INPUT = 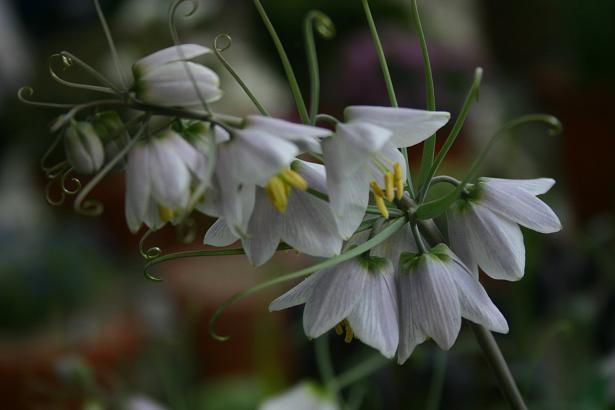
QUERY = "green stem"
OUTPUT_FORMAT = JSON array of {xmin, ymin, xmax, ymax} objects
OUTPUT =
[
  {"xmin": 332, "ymin": 355, "xmax": 389, "ymax": 392},
  {"xmin": 93, "ymin": 0, "xmax": 127, "ymax": 90},
  {"xmin": 315, "ymin": 334, "xmax": 337, "ymax": 392},
  {"xmin": 412, "ymin": 0, "xmax": 437, "ymax": 192},
  {"xmin": 471, "ymin": 324, "xmax": 528, "ymax": 410},
  {"xmin": 253, "ymin": 0, "xmax": 310, "ymax": 124},
  {"xmin": 425, "ymin": 350, "xmax": 447, "ymax": 410}
]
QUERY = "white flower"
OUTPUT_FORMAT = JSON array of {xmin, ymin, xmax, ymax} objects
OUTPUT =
[
  {"xmin": 323, "ymin": 106, "xmax": 450, "ymax": 238},
  {"xmin": 199, "ymin": 116, "xmax": 332, "ymax": 237},
  {"xmin": 125, "ymin": 129, "xmax": 206, "ymax": 232},
  {"xmin": 132, "ymin": 44, "xmax": 222, "ymax": 108},
  {"xmin": 397, "ymin": 243, "xmax": 509, "ymax": 364},
  {"xmin": 125, "ymin": 395, "xmax": 168, "ymax": 410},
  {"xmin": 204, "ymin": 160, "xmax": 344, "ymax": 266},
  {"xmin": 258, "ymin": 382, "xmax": 338, "ymax": 410},
  {"xmin": 447, "ymin": 177, "xmax": 562, "ymax": 281},
  {"xmin": 269, "ymin": 254, "xmax": 399, "ymax": 358},
  {"xmin": 64, "ymin": 121, "xmax": 105, "ymax": 175}
]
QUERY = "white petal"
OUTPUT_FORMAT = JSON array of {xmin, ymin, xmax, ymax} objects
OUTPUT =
[
  {"xmin": 347, "ymin": 260, "xmax": 399, "ymax": 358},
  {"xmin": 218, "ymin": 129, "xmax": 299, "ymax": 186},
  {"xmin": 323, "ymin": 122, "xmax": 391, "ymax": 180},
  {"xmin": 368, "ymin": 142, "xmax": 407, "ymax": 187},
  {"xmin": 203, "ymin": 218, "xmax": 238, "ymax": 246},
  {"xmin": 243, "ymin": 190, "xmax": 283, "ymax": 266},
  {"xmin": 344, "ymin": 106, "xmax": 450, "ymax": 148},
  {"xmin": 258, "ymin": 382, "xmax": 338, "ymax": 410},
  {"xmin": 448, "ymin": 257, "xmax": 509, "ymax": 333},
  {"xmin": 397, "ymin": 264, "xmax": 427, "ymax": 364},
  {"xmin": 245, "ymin": 116, "xmax": 331, "ymax": 154},
  {"xmin": 167, "ymin": 132, "xmax": 208, "ymax": 177},
  {"xmin": 403, "ymin": 255, "xmax": 461, "ymax": 350},
  {"xmin": 303, "ymin": 259, "xmax": 367, "ymax": 338},
  {"xmin": 125, "ymin": 144, "xmax": 151, "ymax": 233},
  {"xmin": 478, "ymin": 180, "xmax": 562, "ymax": 234},
  {"xmin": 326, "ymin": 167, "xmax": 371, "ymax": 239},
  {"xmin": 463, "ymin": 203, "xmax": 526, "ymax": 281},
  {"xmin": 133, "ymin": 44, "xmax": 212, "ymax": 76},
  {"xmin": 269, "ymin": 270, "xmax": 325, "ymax": 312},
  {"xmin": 149, "ymin": 134, "xmax": 191, "ymax": 209},
  {"xmin": 371, "ymin": 222, "xmax": 417, "ymax": 269},
  {"xmin": 480, "ymin": 177, "xmax": 555, "ymax": 196},
  {"xmin": 282, "ymin": 189, "xmax": 343, "ymax": 258},
  {"xmin": 215, "ymin": 171, "xmax": 256, "ymax": 238},
  {"xmin": 447, "ymin": 205, "xmax": 479, "ymax": 278},
  {"xmin": 293, "ymin": 160, "xmax": 328, "ymax": 194}
]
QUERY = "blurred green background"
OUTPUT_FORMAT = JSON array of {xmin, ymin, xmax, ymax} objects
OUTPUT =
[{"xmin": 0, "ymin": 0, "xmax": 613, "ymax": 409}]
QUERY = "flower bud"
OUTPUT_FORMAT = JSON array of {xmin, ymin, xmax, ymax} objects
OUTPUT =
[
  {"xmin": 92, "ymin": 111, "xmax": 130, "ymax": 170},
  {"xmin": 64, "ymin": 122, "xmax": 105, "ymax": 175}
]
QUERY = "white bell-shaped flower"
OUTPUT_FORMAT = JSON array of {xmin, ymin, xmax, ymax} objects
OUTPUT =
[
  {"xmin": 323, "ymin": 106, "xmax": 450, "ymax": 238},
  {"xmin": 447, "ymin": 177, "xmax": 562, "ymax": 281},
  {"xmin": 132, "ymin": 44, "xmax": 222, "ymax": 108},
  {"xmin": 259, "ymin": 382, "xmax": 338, "ymax": 410},
  {"xmin": 64, "ymin": 121, "xmax": 105, "ymax": 175}
]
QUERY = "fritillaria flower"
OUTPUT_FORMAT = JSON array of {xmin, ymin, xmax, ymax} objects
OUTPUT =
[
  {"xmin": 204, "ymin": 160, "xmax": 344, "ymax": 266},
  {"xmin": 132, "ymin": 44, "xmax": 222, "ymax": 108},
  {"xmin": 447, "ymin": 177, "xmax": 562, "ymax": 281},
  {"xmin": 323, "ymin": 106, "xmax": 450, "ymax": 238},
  {"xmin": 397, "ymin": 243, "xmax": 509, "ymax": 364},
  {"xmin": 259, "ymin": 382, "xmax": 338, "ymax": 410},
  {"xmin": 269, "ymin": 255, "xmax": 399, "ymax": 358},
  {"xmin": 64, "ymin": 121, "xmax": 105, "ymax": 175},
  {"xmin": 125, "ymin": 128, "xmax": 206, "ymax": 232}
]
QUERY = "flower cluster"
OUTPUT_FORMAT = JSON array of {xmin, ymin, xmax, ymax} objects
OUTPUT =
[{"xmin": 25, "ymin": 0, "xmax": 562, "ymax": 377}]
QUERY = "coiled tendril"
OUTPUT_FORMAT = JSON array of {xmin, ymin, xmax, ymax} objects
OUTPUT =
[
  {"xmin": 48, "ymin": 54, "xmax": 116, "ymax": 94},
  {"xmin": 60, "ymin": 167, "xmax": 82, "ymax": 195}
]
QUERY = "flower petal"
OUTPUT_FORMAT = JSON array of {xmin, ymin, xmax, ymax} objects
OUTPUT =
[
  {"xmin": 268, "ymin": 270, "xmax": 325, "ymax": 312},
  {"xmin": 347, "ymin": 260, "xmax": 399, "ymax": 358},
  {"xmin": 371, "ymin": 222, "xmax": 417, "ymax": 269},
  {"xmin": 133, "ymin": 44, "xmax": 212, "ymax": 76},
  {"xmin": 447, "ymin": 204, "xmax": 479, "ymax": 278},
  {"xmin": 244, "ymin": 116, "xmax": 331, "ymax": 154},
  {"xmin": 242, "ymin": 190, "xmax": 283, "ymax": 266},
  {"xmin": 203, "ymin": 218, "xmax": 238, "ymax": 247},
  {"xmin": 344, "ymin": 106, "xmax": 450, "ymax": 148},
  {"xmin": 448, "ymin": 256, "xmax": 509, "ymax": 333},
  {"xmin": 293, "ymin": 160, "xmax": 328, "ymax": 194},
  {"xmin": 463, "ymin": 203, "xmax": 526, "ymax": 281},
  {"xmin": 323, "ymin": 122, "xmax": 391, "ymax": 180},
  {"xmin": 478, "ymin": 179, "xmax": 562, "ymax": 234},
  {"xmin": 326, "ymin": 167, "xmax": 371, "ymax": 239},
  {"xmin": 125, "ymin": 144, "xmax": 151, "ymax": 232},
  {"xmin": 303, "ymin": 259, "xmax": 367, "ymax": 338},
  {"xmin": 480, "ymin": 177, "xmax": 555, "ymax": 196},
  {"xmin": 149, "ymin": 133, "xmax": 191, "ymax": 209}
]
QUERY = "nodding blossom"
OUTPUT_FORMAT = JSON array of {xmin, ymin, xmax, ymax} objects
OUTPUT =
[{"xmin": 64, "ymin": 121, "xmax": 105, "ymax": 175}]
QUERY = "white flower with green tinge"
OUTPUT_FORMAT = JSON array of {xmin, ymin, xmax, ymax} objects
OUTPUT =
[
  {"xmin": 132, "ymin": 44, "xmax": 222, "ymax": 108},
  {"xmin": 447, "ymin": 177, "xmax": 562, "ymax": 281},
  {"xmin": 64, "ymin": 121, "xmax": 105, "ymax": 175},
  {"xmin": 204, "ymin": 160, "xmax": 344, "ymax": 266},
  {"xmin": 323, "ymin": 106, "xmax": 450, "ymax": 238},
  {"xmin": 397, "ymin": 243, "xmax": 509, "ymax": 364},
  {"xmin": 269, "ymin": 254, "xmax": 399, "ymax": 358},
  {"xmin": 125, "ymin": 129, "xmax": 206, "ymax": 232},
  {"xmin": 199, "ymin": 116, "xmax": 332, "ymax": 237},
  {"xmin": 259, "ymin": 382, "xmax": 338, "ymax": 410}
]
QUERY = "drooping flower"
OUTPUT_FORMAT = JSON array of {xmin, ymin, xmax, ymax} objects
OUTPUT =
[
  {"xmin": 323, "ymin": 106, "xmax": 450, "ymax": 238},
  {"xmin": 125, "ymin": 128, "xmax": 206, "ymax": 232},
  {"xmin": 132, "ymin": 44, "xmax": 222, "ymax": 108},
  {"xmin": 258, "ymin": 382, "xmax": 338, "ymax": 410},
  {"xmin": 199, "ymin": 116, "xmax": 332, "ymax": 237},
  {"xmin": 204, "ymin": 160, "xmax": 344, "ymax": 266},
  {"xmin": 397, "ymin": 243, "xmax": 509, "ymax": 364},
  {"xmin": 447, "ymin": 177, "xmax": 562, "ymax": 281},
  {"xmin": 64, "ymin": 121, "xmax": 105, "ymax": 175},
  {"xmin": 269, "ymin": 254, "xmax": 399, "ymax": 358}
]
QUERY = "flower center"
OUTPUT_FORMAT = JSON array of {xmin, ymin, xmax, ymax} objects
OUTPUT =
[
  {"xmin": 369, "ymin": 162, "xmax": 403, "ymax": 219},
  {"xmin": 335, "ymin": 319, "xmax": 354, "ymax": 343},
  {"xmin": 158, "ymin": 206, "xmax": 175, "ymax": 222},
  {"xmin": 265, "ymin": 169, "xmax": 308, "ymax": 213}
]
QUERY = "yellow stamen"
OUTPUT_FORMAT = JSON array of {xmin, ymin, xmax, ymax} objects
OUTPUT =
[
  {"xmin": 344, "ymin": 323, "xmax": 354, "ymax": 343},
  {"xmin": 335, "ymin": 323, "xmax": 343, "ymax": 336},
  {"xmin": 384, "ymin": 171, "xmax": 394, "ymax": 202},
  {"xmin": 375, "ymin": 196, "xmax": 389, "ymax": 219},
  {"xmin": 265, "ymin": 176, "xmax": 288, "ymax": 213},
  {"xmin": 370, "ymin": 180, "xmax": 384, "ymax": 198},
  {"xmin": 393, "ymin": 162, "xmax": 402, "ymax": 181},
  {"xmin": 159, "ymin": 206, "xmax": 175, "ymax": 222},
  {"xmin": 396, "ymin": 178, "xmax": 404, "ymax": 200},
  {"xmin": 281, "ymin": 169, "xmax": 308, "ymax": 191}
]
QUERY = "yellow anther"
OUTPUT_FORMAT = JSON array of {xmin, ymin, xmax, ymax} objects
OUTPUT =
[
  {"xmin": 158, "ymin": 206, "xmax": 175, "ymax": 222},
  {"xmin": 344, "ymin": 323, "xmax": 354, "ymax": 343},
  {"xmin": 281, "ymin": 169, "xmax": 308, "ymax": 191},
  {"xmin": 370, "ymin": 180, "xmax": 384, "ymax": 198},
  {"xmin": 384, "ymin": 171, "xmax": 394, "ymax": 202},
  {"xmin": 375, "ymin": 196, "xmax": 389, "ymax": 219},
  {"xmin": 265, "ymin": 176, "xmax": 288, "ymax": 213},
  {"xmin": 393, "ymin": 162, "xmax": 402, "ymax": 181},
  {"xmin": 396, "ymin": 178, "xmax": 404, "ymax": 200},
  {"xmin": 335, "ymin": 323, "xmax": 343, "ymax": 336}
]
